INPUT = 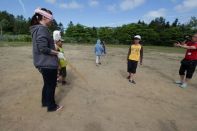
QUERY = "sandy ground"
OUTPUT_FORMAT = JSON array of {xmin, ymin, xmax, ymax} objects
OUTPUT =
[{"xmin": 0, "ymin": 44, "xmax": 197, "ymax": 131}]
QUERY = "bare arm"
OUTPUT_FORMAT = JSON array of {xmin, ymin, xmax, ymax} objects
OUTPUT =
[
  {"xmin": 179, "ymin": 44, "xmax": 197, "ymax": 49},
  {"xmin": 140, "ymin": 46, "xmax": 143, "ymax": 64},
  {"xmin": 127, "ymin": 47, "xmax": 131, "ymax": 61},
  {"xmin": 174, "ymin": 41, "xmax": 197, "ymax": 50}
]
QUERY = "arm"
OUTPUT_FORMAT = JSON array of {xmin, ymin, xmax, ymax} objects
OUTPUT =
[
  {"xmin": 179, "ymin": 44, "xmax": 197, "ymax": 49},
  {"xmin": 140, "ymin": 46, "xmax": 143, "ymax": 65},
  {"xmin": 175, "ymin": 41, "xmax": 197, "ymax": 50},
  {"xmin": 36, "ymin": 27, "xmax": 58, "ymax": 55},
  {"xmin": 127, "ymin": 47, "xmax": 131, "ymax": 61}
]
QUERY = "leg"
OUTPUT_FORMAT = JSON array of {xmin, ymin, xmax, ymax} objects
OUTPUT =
[
  {"xmin": 98, "ymin": 56, "xmax": 101, "ymax": 64},
  {"xmin": 41, "ymin": 68, "xmax": 58, "ymax": 111},
  {"xmin": 127, "ymin": 72, "xmax": 131, "ymax": 79},
  {"xmin": 180, "ymin": 75, "xmax": 185, "ymax": 83},
  {"xmin": 180, "ymin": 62, "xmax": 196, "ymax": 88},
  {"xmin": 61, "ymin": 67, "xmax": 67, "ymax": 85},
  {"xmin": 185, "ymin": 63, "xmax": 196, "ymax": 84},
  {"xmin": 96, "ymin": 56, "xmax": 99, "ymax": 65},
  {"xmin": 128, "ymin": 60, "xmax": 138, "ymax": 84},
  {"xmin": 130, "ymin": 73, "xmax": 135, "ymax": 81},
  {"xmin": 176, "ymin": 64, "xmax": 186, "ymax": 84}
]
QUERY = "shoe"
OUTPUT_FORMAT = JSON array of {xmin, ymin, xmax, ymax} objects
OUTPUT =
[
  {"xmin": 62, "ymin": 81, "xmax": 67, "ymax": 85},
  {"xmin": 127, "ymin": 76, "xmax": 130, "ymax": 79},
  {"xmin": 131, "ymin": 80, "xmax": 136, "ymax": 84},
  {"xmin": 129, "ymin": 80, "xmax": 136, "ymax": 84},
  {"xmin": 179, "ymin": 83, "xmax": 187, "ymax": 88},
  {"xmin": 175, "ymin": 80, "xmax": 182, "ymax": 85},
  {"xmin": 48, "ymin": 105, "xmax": 64, "ymax": 112}
]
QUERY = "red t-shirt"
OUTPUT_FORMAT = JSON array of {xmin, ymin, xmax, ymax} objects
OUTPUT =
[{"xmin": 184, "ymin": 42, "xmax": 197, "ymax": 60}]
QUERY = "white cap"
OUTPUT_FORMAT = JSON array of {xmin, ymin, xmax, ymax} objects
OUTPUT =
[
  {"xmin": 134, "ymin": 35, "xmax": 141, "ymax": 40},
  {"xmin": 53, "ymin": 30, "xmax": 64, "ymax": 41}
]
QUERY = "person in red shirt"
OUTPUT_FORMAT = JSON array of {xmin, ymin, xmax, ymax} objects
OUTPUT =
[{"xmin": 174, "ymin": 33, "xmax": 197, "ymax": 88}]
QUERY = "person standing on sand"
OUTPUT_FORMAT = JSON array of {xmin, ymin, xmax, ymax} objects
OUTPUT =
[
  {"xmin": 53, "ymin": 30, "xmax": 68, "ymax": 85},
  {"xmin": 174, "ymin": 33, "xmax": 197, "ymax": 88},
  {"xmin": 127, "ymin": 35, "xmax": 143, "ymax": 84},
  {"xmin": 30, "ymin": 7, "xmax": 64, "ymax": 112},
  {"xmin": 95, "ymin": 39, "xmax": 104, "ymax": 66}
]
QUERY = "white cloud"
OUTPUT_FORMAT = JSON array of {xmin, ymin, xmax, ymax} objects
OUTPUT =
[
  {"xmin": 144, "ymin": 8, "xmax": 167, "ymax": 18},
  {"xmin": 59, "ymin": 1, "xmax": 83, "ymax": 9},
  {"xmin": 175, "ymin": 0, "xmax": 197, "ymax": 12},
  {"xmin": 89, "ymin": 0, "xmax": 99, "ymax": 7},
  {"xmin": 120, "ymin": 0, "xmax": 145, "ymax": 11},
  {"xmin": 142, "ymin": 8, "xmax": 167, "ymax": 23},
  {"xmin": 45, "ymin": 0, "xmax": 56, "ymax": 4}
]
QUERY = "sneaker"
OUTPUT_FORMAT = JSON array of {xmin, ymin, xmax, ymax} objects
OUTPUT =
[
  {"xmin": 129, "ymin": 80, "xmax": 136, "ymax": 84},
  {"xmin": 179, "ymin": 83, "xmax": 187, "ymax": 88},
  {"xmin": 175, "ymin": 80, "xmax": 182, "ymax": 85},
  {"xmin": 48, "ymin": 105, "xmax": 64, "ymax": 112},
  {"xmin": 131, "ymin": 80, "xmax": 136, "ymax": 84},
  {"xmin": 62, "ymin": 81, "xmax": 67, "ymax": 85},
  {"xmin": 127, "ymin": 76, "xmax": 130, "ymax": 79}
]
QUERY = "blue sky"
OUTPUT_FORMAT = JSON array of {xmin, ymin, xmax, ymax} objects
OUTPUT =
[{"xmin": 0, "ymin": 0, "xmax": 196, "ymax": 27}]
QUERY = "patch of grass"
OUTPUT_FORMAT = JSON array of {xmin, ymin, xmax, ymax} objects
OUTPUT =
[
  {"xmin": 0, "ymin": 42, "xmax": 31, "ymax": 47},
  {"xmin": 0, "ymin": 42, "xmax": 185, "ymax": 54},
  {"xmin": 144, "ymin": 46, "xmax": 185, "ymax": 54},
  {"xmin": 106, "ymin": 44, "xmax": 185, "ymax": 54}
]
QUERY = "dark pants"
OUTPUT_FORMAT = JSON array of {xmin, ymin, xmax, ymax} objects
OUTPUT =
[
  {"xmin": 179, "ymin": 59, "xmax": 197, "ymax": 79},
  {"xmin": 39, "ymin": 68, "xmax": 57, "ymax": 111},
  {"xmin": 127, "ymin": 60, "xmax": 138, "ymax": 74}
]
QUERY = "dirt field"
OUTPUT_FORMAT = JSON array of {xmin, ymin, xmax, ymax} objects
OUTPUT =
[{"xmin": 0, "ymin": 44, "xmax": 197, "ymax": 131}]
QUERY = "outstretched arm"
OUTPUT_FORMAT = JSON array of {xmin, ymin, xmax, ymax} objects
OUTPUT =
[
  {"xmin": 179, "ymin": 44, "xmax": 197, "ymax": 49},
  {"xmin": 175, "ymin": 41, "xmax": 197, "ymax": 49}
]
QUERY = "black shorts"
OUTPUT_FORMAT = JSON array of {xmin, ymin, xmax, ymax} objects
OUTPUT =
[
  {"xmin": 59, "ymin": 67, "xmax": 67, "ymax": 77},
  {"xmin": 179, "ymin": 59, "xmax": 197, "ymax": 79},
  {"xmin": 127, "ymin": 60, "xmax": 138, "ymax": 73}
]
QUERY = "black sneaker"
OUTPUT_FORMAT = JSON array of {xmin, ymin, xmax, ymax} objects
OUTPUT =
[
  {"xmin": 129, "ymin": 80, "xmax": 136, "ymax": 84},
  {"xmin": 132, "ymin": 80, "xmax": 136, "ymax": 84},
  {"xmin": 48, "ymin": 105, "xmax": 64, "ymax": 112},
  {"xmin": 62, "ymin": 81, "xmax": 67, "ymax": 85}
]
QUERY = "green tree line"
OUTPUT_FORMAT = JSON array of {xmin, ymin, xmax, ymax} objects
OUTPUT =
[
  {"xmin": 0, "ymin": 10, "xmax": 197, "ymax": 46},
  {"xmin": 65, "ymin": 17, "xmax": 197, "ymax": 46}
]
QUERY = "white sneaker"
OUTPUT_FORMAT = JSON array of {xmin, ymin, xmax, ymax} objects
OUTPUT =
[
  {"xmin": 180, "ymin": 83, "xmax": 187, "ymax": 88},
  {"xmin": 175, "ymin": 80, "xmax": 182, "ymax": 84}
]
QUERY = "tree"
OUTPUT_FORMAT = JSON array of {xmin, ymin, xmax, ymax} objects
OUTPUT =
[
  {"xmin": 187, "ymin": 16, "xmax": 197, "ymax": 30},
  {"xmin": 149, "ymin": 17, "xmax": 166, "ymax": 31},
  {"xmin": 172, "ymin": 18, "xmax": 179, "ymax": 27},
  {"xmin": 0, "ymin": 19, "xmax": 9, "ymax": 35}
]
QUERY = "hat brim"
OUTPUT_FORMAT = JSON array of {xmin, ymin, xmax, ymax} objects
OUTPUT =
[
  {"xmin": 134, "ymin": 37, "xmax": 141, "ymax": 40},
  {"xmin": 59, "ymin": 38, "xmax": 64, "ymax": 42}
]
